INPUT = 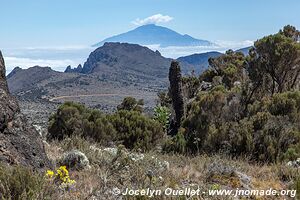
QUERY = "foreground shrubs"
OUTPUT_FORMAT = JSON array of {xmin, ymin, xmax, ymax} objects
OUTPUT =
[
  {"xmin": 182, "ymin": 89, "xmax": 300, "ymax": 162},
  {"xmin": 0, "ymin": 164, "xmax": 77, "ymax": 200},
  {"xmin": 0, "ymin": 164, "xmax": 54, "ymax": 200},
  {"xmin": 48, "ymin": 101, "xmax": 164, "ymax": 151}
]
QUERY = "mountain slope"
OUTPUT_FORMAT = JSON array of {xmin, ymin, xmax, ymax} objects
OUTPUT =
[
  {"xmin": 7, "ymin": 66, "xmax": 63, "ymax": 94},
  {"xmin": 177, "ymin": 51, "xmax": 222, "ymax": 73},
  {"xmin": 93, "ymin": 24, "xmax": 214, "ymax": 47}
]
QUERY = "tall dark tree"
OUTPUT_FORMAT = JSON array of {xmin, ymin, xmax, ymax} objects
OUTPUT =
[
  {"xmin": 246, "ymin": 26, "xmax": 300, "ymax": 96},
  {"xmin": 168, "ymin": 61, "xmax": 184, "ymax": 135}
]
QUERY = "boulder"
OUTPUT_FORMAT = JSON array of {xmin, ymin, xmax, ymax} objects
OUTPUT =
[
  {"xmin": 59, "ymin": 150, "xmax": 90, "ymax": 170},
  {"xmin": 206, "ymin": 162, "xmax": 252, "ymax": 190},
  {"xmin": 0, "ymin": 51, "xmax": 51, "ymax": 168}
]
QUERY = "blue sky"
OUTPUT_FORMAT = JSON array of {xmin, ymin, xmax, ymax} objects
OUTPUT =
[{"xmin": 1, "ymin": 0, "xmax": 300, "ymax": 72}]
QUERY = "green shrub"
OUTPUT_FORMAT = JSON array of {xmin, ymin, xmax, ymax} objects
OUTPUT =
[
  {"xmin": 207, "ymin": 50, "xmax": 246, "ymax": 89},
  {"xmin": 181, "ymin": 90, "xmax": 300, "ymax": 162},
  {"xmin": 108, "ymin": 110, "xmax": 164, "ymax": 151},
  {"xmin": 162, "ymin": 129, "xmax": 186, "ymax": 154},
  {"xmin": 0, "ymin": 164, "xmax": 55, "ymax": 200},
  {"xmin": 48, "ymin": 102, "xmax": 115, "ymax": 145},
  {"xmin": 117, "ymin": 96, "xmax": 144, "ymax": 112},
  {"xmin": 153, "ymin": 105, "xmax": 171, "ymax": 131},
  {"xmin": 48, "ymin": 101, "xmax": 164, "ymax": 151}
]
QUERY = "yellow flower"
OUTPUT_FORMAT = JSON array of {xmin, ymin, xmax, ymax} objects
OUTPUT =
[
  {"xmin": 56, "ymin": 166, "xmax": 69, "ymax": 180},
  {"xmin": 45, "ymin": 170, "xmax": 54, "ymax": 178},
  {"xmin": 45, "ymin": 166, "xmax": 76, "ymax": 189}
]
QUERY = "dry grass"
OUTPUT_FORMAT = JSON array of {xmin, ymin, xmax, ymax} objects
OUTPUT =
[{"xmin": 2, "ymin": 136, "xmax": 298, "ymax": 200}]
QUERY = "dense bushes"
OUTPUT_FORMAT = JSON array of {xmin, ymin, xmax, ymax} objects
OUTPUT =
[
  {"xmin": 48, "ymin": 102, "xmax": 112, "ymax": 142},
  {"xmin": 163, "ymin": 25, "xmax": 300, "ymax": 162},
  {"xmin": 188, "ymin": 77, "xmax": 300, "ymax": 163},
  {"xmin": 181, "ymin": 90, "xmax": 300, "ymax": 162},
  {"xmin": 108, "ymin": 110, "xmax": 164, "ymax": 151},
  {"xmin": 48, "ymin": 101, "xmax": 164, "ymax": 151},
  {"xmin": 0, "ymin": 164, "xmax": 54, "ymax": 200}
]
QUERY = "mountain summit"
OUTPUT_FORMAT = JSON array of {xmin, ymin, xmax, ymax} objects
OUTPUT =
[{"xmin": 93, "ymin": 24, "xmax": 215, "ymax": 47}]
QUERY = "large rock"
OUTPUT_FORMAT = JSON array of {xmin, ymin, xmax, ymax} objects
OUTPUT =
[
  {"xmin": 59, "ymin": 150, "xmax": 90, "ymax": 170},
  {"xmin": 0, "ymin": 51, "xmax": 51, "ymax": 168},
  {"xmin": 206, "ymin": 162, "xmax": 252, "ymax": 190}
]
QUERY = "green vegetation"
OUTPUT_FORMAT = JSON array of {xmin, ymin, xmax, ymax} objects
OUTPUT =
[
  {"xmin": 206, "ymin": 49, "xmax": 246, "ymax": 89},
  {"xmin": 164, "ymin": 25, "xmax": 300, "ymax": 162},
  {"xmin": 48, "ymin": 25, "xmax": 300, "ymax": 163},
  {"xmin": 48, "ymin": 100, "xmax": 164, "ymax": 152},
  {"xmin": 108, "ymin": 110, "xmax": 164, "ymax": 151},
  {"xmin": 153, "ymin": 105, "xmax": 171, "ymax": 131},
  {"xmin": 7, "ymin": 24, "xmax": 299, "ymax": 200},
  {"xmin": 0, "ymin": 164, "xmax": 55, "ymax": 200},
  {"xmin": 117, "ymin": 96, "xmax": 144, "ymax": 112}
]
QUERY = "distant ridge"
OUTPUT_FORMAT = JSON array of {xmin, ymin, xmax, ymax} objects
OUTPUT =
[
  {"xmin": 177, "ymin": 51, "xmax": 222, "ymax": 73},
  {"xmin": 93, "ymin": 24, "xmax": 215, "ymax": 48}
]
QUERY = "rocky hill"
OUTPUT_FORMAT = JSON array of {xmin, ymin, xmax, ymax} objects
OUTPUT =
[
  {"xmin": 66, "ymin": 42, "xmax": 199, "ymax": 79},
  {"xmin": 0, "ymin": 51, "xmax": 51, "ymax": 168},
  {"xmin": 8, "ymin": 66, "xmax": 62, "ymax": 94},
  {"xmin": 82, "ymin": 42, "xmax": 172, "ymax": 79}
]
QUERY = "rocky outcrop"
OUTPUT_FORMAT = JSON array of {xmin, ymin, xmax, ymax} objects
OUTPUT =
[
  {"xmin": 0, "ymin": 51, "xmax": 51, "ymax": 168},
  {"xmin": 64, "ymin": 64, "xmax": 83, "ymax": 73}
]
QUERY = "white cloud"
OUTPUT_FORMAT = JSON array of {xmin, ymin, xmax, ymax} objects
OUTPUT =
[
  {"xmin": 215, "ymin": 40, "xmax": 254, "ymax": 49},
  {"xmin": 132, "ymin": 14, "xmax": 173, "ymax": 26},
  {"xmin": 146, "ymin": 40, "xmax": 254, "ymax": 58}
]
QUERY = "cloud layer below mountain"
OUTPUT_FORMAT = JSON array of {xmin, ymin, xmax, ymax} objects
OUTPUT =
[
  {"xmin": 146, "ymin": 40, "xmax": 253, "ymax": 58},
  {"xmin": 3, "ymin": 40, "xmax": 253, "ymax": 74},
  {"xmin": 2, "ymin": 46, "xmax": 93, "ymax": 74}
]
